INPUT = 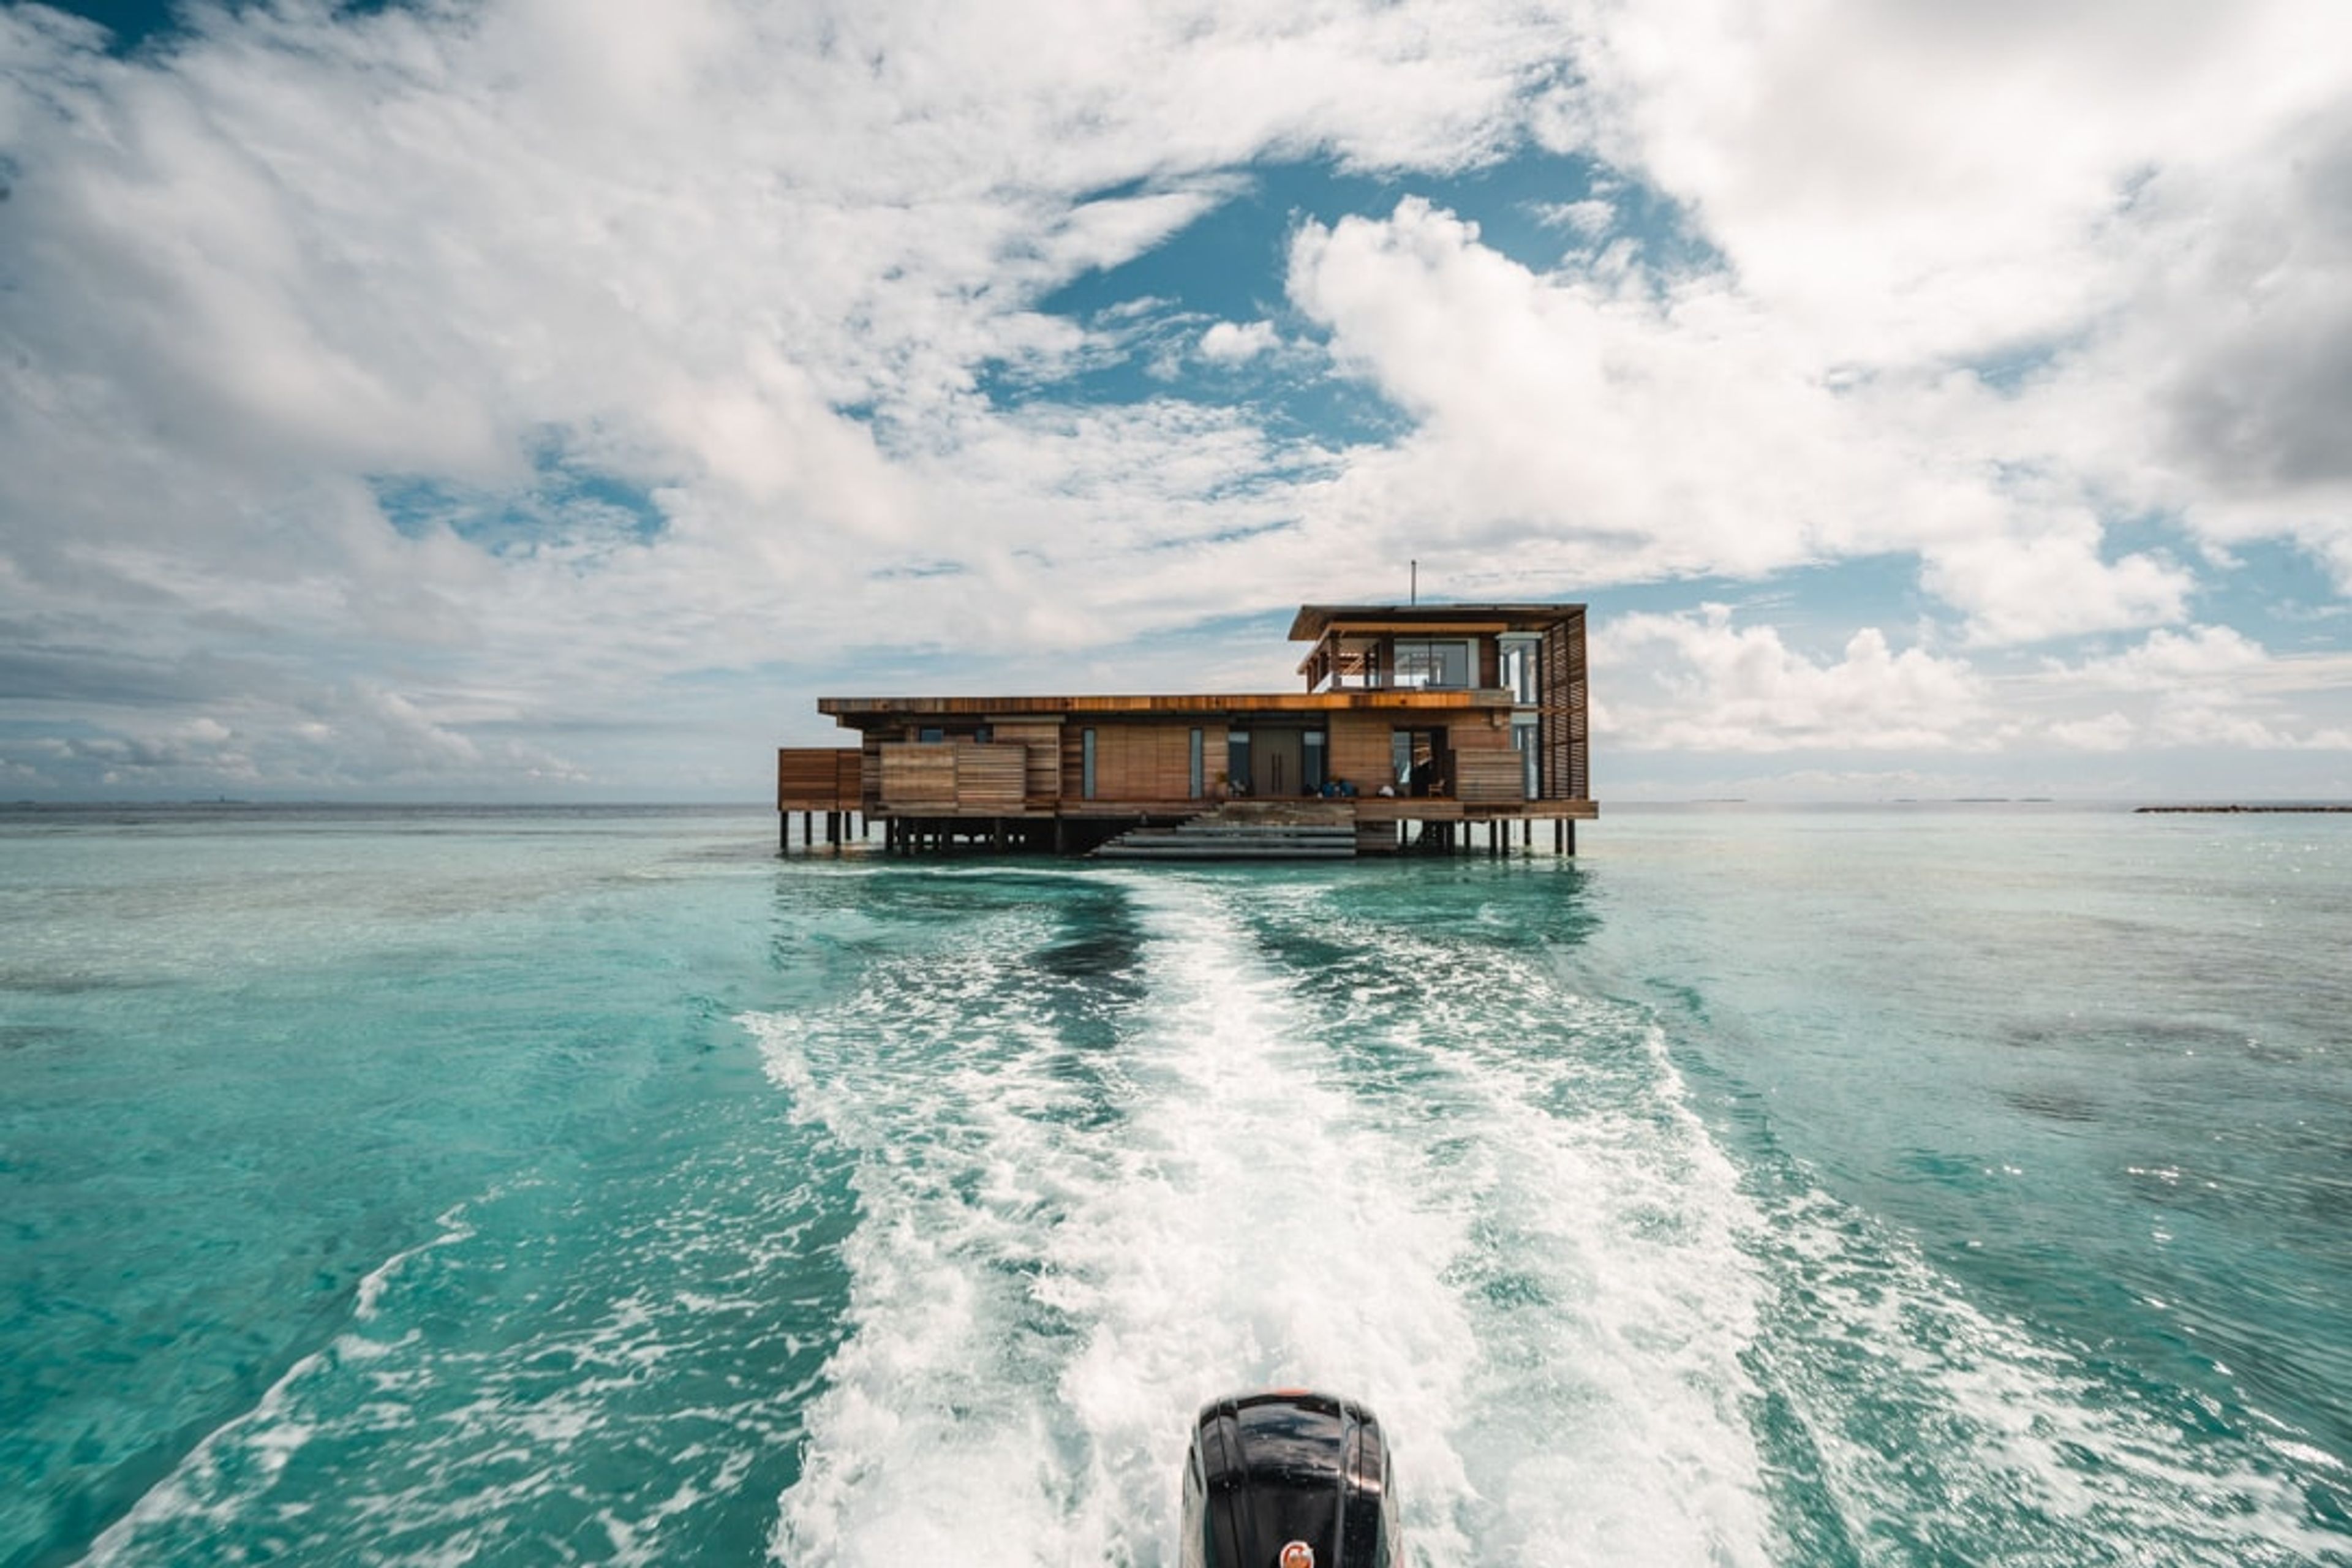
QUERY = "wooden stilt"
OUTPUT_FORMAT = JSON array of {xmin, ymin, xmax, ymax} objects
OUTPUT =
[{"xmin": 1565, "ymin": 819, "xmax": 1577, "ymax": 856}]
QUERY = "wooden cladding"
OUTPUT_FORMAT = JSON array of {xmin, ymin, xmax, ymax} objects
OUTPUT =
[
  {"xmin": 1329, "ymin": 713, "xmax": 1393, "ymax": 791},
  {"xmin": 878, "ymin": 742, "xmax": 1025, "ymax": 812},
  {"xmin": 957, "ymin": 745, "xmax": 1024, "ymax": 810},
  {"xmin": 878, "ymin": 743, "xmax": 954, "ymax": 808},
  {"xmin": 989, "ymin": 720, "xmax": 1065, "ymax": 804},
  {"xmin": 1454, "ymin": 750, "xmax": 1528, "ymax": 804},
  {"xmin": 1063, "ymin": 722, "xmax": 1210, "ymax": 802},
  {"xmin": 777, "ymin": 748, "xmax": 862, "ymax": 810}
]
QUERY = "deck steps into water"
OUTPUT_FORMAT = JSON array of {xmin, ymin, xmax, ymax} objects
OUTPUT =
[{"xmin": 1091, "ymin": 802, "xmax": 1358, "ymax": 860}]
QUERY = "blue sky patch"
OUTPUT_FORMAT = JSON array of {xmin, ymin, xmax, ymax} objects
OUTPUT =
[
  {"xmin": 979, "ymin": 150, "xmax": 1717, "ymax": 458},
  {"xmin": 22, "ymin": 0, "xmax": 419, "ymax": 55},
  {"xmin": 370, "ymin": 449, "xmax": 667, "ymax": 559}
]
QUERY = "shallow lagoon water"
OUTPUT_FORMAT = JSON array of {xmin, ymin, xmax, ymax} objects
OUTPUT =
[{"xmin": 2, "ymin": 803, "xmax": 2347, "ymax": 1565}]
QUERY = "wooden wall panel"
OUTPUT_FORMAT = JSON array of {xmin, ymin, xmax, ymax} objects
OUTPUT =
[
  {"xmin": 879, "ymin": 744, "xmax": 956, "ymax": 808},
  {"xmin": 878, "ymin": 741, "xmax": 1030, "ymax": 810},
  {"xmin": 1063, "ymin": 721, "xmax": 1205, "ymax": 801},
  {"xmin": 1329, "ymin": 713, "xmax": 1393, "ymax": 792},
  {"xmin": 992, "ymin": 720, "xmax": 1064, "ymax": 804},
  {"xmin": 1446, "ymin": 719, "xmax": 1510, "ymax": 750},
  {"xmin": 1456, "ymin": 750, "xmax": 1528, "ymax": 804},
  {"xmin": 778, "ymin": 748, "xmax": 861, "ymax": 809},
  {"xmin": 1020, "ymin": 744, "xmax": 1058, "ymax": 803},
  {"xmin": 954, "ymin": 744, "xmax": 1025, "ymax": 809}
]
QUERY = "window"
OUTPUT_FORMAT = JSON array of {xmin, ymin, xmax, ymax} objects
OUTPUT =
[
  {"xmin": 1081, "ymin": 728, "xmax": 1097, "ymax": 799},
  {"xmin": 1499, "ymin": 635, "xmax": 1541, "ymax": 704},
  {"xmin": 1303, "ymin": 729, "xmax": 1327, "ymax": 793},
  {"xmin": 1189, "ymin": 728, "xmax": 1204, "ymax": 799},
  {"xmin": 1391, "ymin": 728, "xmax": 1441, "ymax": 796},
  {"xmin": 1227, "ymin": 731, "xmax": 1252, "ymax": 796},
  {"xmin": 1390, "ymin": 638, "xmax": 1471, "ymax": 688},
  {"xmin": 1513, "ymin": 718, "xmax": 1541, "ymax": 799},
  {"xmin": 918, "ymin": 726, "xmax": 944, "ymax": 744}
]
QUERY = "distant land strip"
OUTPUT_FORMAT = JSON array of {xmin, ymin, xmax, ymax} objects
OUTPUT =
[{"xmin": 2136, "ymin": 804, "xmax": 2352, "ymax": 813}]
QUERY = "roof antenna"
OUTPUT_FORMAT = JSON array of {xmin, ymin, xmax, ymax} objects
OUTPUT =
[{"xmin": 1410, "ymin": 559, "xmax": 1417, "ymax": 606}]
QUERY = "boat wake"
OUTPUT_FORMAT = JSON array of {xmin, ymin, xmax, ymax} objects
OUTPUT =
[{"xmin": 752, "ymin": 866, "xmax": 2346, "ymax": 1566}]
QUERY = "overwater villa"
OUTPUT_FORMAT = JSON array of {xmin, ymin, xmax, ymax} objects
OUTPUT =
[{"xmin": 776, "ymin": 601, "xmax": 1594, "ymax": 858}]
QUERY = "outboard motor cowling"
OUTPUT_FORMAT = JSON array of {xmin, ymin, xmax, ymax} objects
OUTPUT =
[{"xmin": 1179, "ymin": 1390, "xmax": 1399, "ymax": 1568}]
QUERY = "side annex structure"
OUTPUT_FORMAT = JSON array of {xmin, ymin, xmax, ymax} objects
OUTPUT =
[{"xmin": 777, "ymin": 601, "xmax": 1595, "ymax": 859}]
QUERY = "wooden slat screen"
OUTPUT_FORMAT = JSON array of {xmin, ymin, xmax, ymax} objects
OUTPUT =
[
  {"xmin": 991, "ymin": 720, "xmax": 1065, "ymax": 804},
  {"xmin": 1455, "ymin": 750, "xmax": 1528, "ymax": 804},
  {"xmin": 1539, "ymin": 610, "xmax": 1589, "ymax": 801},
  {"xmin": 878, "ymin": 741, "xmax": 1030, "ymax": 811},
  {"xmin": 954, "ymin": 744, "xmax": 1026, "ymax": 810},
  {"xmin": 777, "ymin": 748, "xmax": 862, "ymax": 809},
  {"xmin": 878, "ymin": 744, "xmax": 957, "ymax": 809},
  {"xmin": 1093, "ymin": 725, "xmax": 1196, "ymax": 801}
]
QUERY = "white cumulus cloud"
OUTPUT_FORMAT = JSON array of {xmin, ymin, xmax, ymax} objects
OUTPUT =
[
  {"xmin": 1598, "ymin": 607, "xmax": 1995, "ymax": 753},
  {"xmin": 1199, "ymin": 319, "xmax": 1281, "ymax": 364}
]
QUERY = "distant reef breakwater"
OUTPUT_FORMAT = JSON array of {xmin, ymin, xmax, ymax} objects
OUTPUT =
[{"xmin": 2136, "ymin": 804, "xmax": 2352, "ymax": 813}]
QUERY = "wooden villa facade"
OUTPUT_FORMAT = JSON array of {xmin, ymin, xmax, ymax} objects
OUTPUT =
[{"xmin": 776, "ymin": 601, "xmax": 1594, "ymax": 858}]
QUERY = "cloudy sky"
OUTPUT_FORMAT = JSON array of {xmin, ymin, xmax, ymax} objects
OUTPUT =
[{"xmin": 4, "ymin": 0, "xmax": 2350, "ymax": 802}]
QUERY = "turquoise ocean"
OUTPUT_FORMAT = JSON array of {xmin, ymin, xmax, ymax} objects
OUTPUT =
[{"xmin": 3, "ymin": 803, "xmax": 2348, "ymax": 1566}]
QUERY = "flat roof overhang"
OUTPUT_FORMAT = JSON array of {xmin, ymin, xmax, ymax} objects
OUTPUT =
[
  {"xmin": 1287, "ymin": 603, "xmax": 1585, "ymax": 642},
  {"xmin": 816, "ymin": 689, "xmax": 1517, "ymax": 719}
]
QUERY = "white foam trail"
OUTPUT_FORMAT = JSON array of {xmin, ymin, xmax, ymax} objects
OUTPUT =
[
  {"xmin": 1747, "ymin": 1185, "xmax": 2349, "ymax": 1564},
  {"xmin": 77, "ymin": 1205, "xmax": 477, "ymax": 1565},
  {"xmin": 753, "ymin": 872, "xmax": 1778, "ymax": 1566},
  {"xmin": 1258, "ymin": 886, "xmax": 2351, "ymax": 1564},
  {"xmin": 1242, "ymin": 887, "xmax": 1778, "ymax": 1564}
]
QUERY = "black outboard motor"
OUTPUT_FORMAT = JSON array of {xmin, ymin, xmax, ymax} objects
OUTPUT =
[{"xmin": 1179, "ymin": 1389, "xmax": 1399, "ymax": 1568}]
